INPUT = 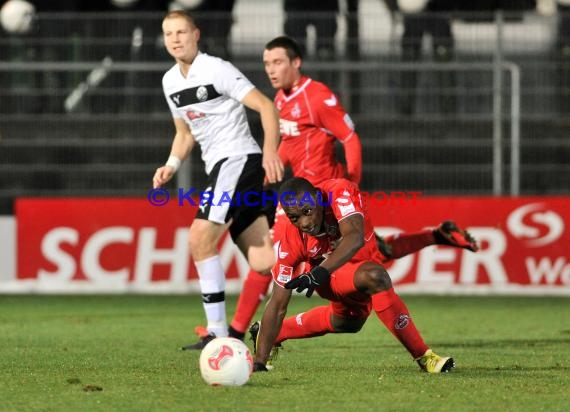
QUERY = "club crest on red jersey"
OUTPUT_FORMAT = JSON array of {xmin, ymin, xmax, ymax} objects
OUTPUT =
[{"xmin": 291, "ymin": 102, "xmax": 301, "ymax": 118}]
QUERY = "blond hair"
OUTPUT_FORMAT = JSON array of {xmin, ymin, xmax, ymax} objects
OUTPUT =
[{"xmin": 163, "ymin": 10, "xmax": 197, "ymax": 29}]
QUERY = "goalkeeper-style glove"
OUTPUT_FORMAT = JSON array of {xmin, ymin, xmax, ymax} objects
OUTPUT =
[{"xmin": 284, "ymin": 266, "xmax": 330, "ymax": 297}]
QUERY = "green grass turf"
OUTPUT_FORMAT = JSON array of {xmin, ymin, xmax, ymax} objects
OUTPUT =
[{"xmin": 0, "ymin": 295, "xmax": 568, "ymax": 412}]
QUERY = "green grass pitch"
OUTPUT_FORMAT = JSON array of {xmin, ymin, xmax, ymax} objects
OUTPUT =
[{"xmin": 0, "ymin": 295, "xmax": 568, "ymax": 412}]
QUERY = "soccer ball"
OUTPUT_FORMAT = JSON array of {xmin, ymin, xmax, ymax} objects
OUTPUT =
[
  {"xmin": 199, "ymin": 337, "xmax": 253, "ymax": 386},
  {"xmin": 0, "ymin": 0, "xmax": 35, "ymax": 34}
]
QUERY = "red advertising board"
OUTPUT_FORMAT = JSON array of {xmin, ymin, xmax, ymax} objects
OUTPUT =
[
  {"xmin": 14, "ymin": 196, "xmax": 570, "ymax": 294},
  {"xmin": 370, "ymin": 196, "xmax": 569, "ymax": 293}
]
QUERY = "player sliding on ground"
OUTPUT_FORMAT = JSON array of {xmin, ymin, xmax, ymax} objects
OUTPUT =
[
  {"xmin": 184, "ymin": 35, "xmax": 477, "ymax": 349},
  {"xmin": 251, "ymin": 177, "xmax": 455, "ymax": 373}
]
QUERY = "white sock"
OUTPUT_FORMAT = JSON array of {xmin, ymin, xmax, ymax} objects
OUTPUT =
[{"xmin": 195, "ymin": 255, "xmax": 227, "ymax": 337}]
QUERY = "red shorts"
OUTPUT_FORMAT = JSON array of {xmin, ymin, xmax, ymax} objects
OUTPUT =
[{"xmin": 315, "ymin": 234, "xmax": 383, "ymax": 320}]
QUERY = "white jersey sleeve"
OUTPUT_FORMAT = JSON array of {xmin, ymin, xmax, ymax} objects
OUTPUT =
[
  {"xmin": 213, "ymin": 59, "xmax": 255, "ymax": 103},
  {"xmin": 161, "ymin": 53, "xmax": 261, "ymax": 174}
]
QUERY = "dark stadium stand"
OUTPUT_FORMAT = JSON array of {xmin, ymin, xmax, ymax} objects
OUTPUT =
[{"xmin": 0, "ymin": 5, "xmax": 568, "ymax": 214}]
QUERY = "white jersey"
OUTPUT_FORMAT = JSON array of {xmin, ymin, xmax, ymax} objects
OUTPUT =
[{"xmin": 162, "ymin": 52, "xmax": 262, "ymax": 174}]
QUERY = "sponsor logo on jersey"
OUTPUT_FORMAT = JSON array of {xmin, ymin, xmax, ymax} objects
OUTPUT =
[
  {"xmin": 277, "ymin": 264, "xmax": 293, "ymax": 283},
  {"xmin": 336, "ymin": 191, "xmax": 356, "ymax": 216},
  {"xmin": 186, "ymin": 110, "xmax": 206, "ymax": 121},
  {"xmin": 338, "ymin": 203, "xmax": 356, "ymax": 216},
  {"xmin": 279, "ymin": 119, "xmax": 300, "ymax": 136}
]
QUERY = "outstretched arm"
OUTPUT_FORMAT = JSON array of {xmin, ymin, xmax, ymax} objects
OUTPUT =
[{"xmin": 254, "ymin": 284, "xmax": 292, "ymax": 367}]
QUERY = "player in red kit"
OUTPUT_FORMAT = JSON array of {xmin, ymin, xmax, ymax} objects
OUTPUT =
[
  {"xmin": 188, "ymin": 36, "xmax": 477, "ymax": 348},
  {"xmin": 273, "ymin": 64, "xmax": 362, "ymax": 185},
  {"xmin": 250, "ymin": 177, "xmax": 455, "ymax": 373}
]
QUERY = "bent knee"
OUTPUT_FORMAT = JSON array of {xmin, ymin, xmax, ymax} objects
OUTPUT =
[
  {"xmin": 188, "ymin": 222, "xmax": 222, "ymax": 259},
  {"xmin": 188, "ymin": 235, "xmax": 219, "ymax": 260},
  {"xmin": 248, "ymin": 249, "xmax": 275, "ymax": 274},
  {"xmin": 371, "ymin": 266, "xmax": 392, "ymax": 290},
  {"xmin": 332, "ymin": 317, "xmax": 365, "ymax": 333},
  {"xmin": 356, "ymin": 264, "xmax": 392, "ymax": 294}
]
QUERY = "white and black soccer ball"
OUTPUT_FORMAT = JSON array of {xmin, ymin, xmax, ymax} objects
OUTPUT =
[
  {"xmin": 0, "ymin": 0, "xmax": 35, "ymax": 34},
  {"xmin": 199, "ymin": 337, "xmax": 253, "ymax": 387}
]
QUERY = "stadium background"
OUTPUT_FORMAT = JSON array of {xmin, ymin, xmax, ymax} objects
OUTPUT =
[{"xmin": 0, "ymin": 0, "xmax": 568, "ymax": 294}]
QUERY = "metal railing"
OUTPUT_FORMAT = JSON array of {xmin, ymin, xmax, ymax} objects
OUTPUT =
[{"xmin": 0, "ymin": 59, "xmax": 522, "ymax": 197}]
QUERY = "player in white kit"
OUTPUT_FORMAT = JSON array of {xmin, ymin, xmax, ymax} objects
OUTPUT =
[{"xmin": 153, "ymin": 10, "xmax": 284, "ymax": 349}]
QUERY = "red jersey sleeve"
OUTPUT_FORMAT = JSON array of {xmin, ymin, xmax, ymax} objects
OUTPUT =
[
  {"xmin": 311, "ymin": 83, "xmax": 362, "ymax": 184},
  {"xmin": 310, "ymin": 83, "xmax": 355, "ymax": 142},
  {"xmin": 271, "ymin": 226, "xmax": 306, "ymax": 288},
  {"xmin": 342, "ymin": 135, "xmax": 362, "ymax": 185},
  {"xmin": 322, "ymin": 179, "xmax": 365, "ymax": 222}
]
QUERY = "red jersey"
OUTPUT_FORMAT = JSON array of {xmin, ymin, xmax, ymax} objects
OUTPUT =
[
  {"xmin": 275, "ymin": 76, "xmax": 362, "ymax": 185},
  {"xmin": 272, "ymin": 179, "xmax": 382, "ymax": 288}
]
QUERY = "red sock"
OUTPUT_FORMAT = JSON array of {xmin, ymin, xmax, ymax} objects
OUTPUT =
[
  {"xmin": 385, "ymin": 230, "xmax": 435, "ymax": 259},
  {"xmin": 372, "ymin": 288, "xmax": 428, "ymax": 359},
  {"xmin": 230, "ymin": 270, "xmax": 272, "ymax": 333},
  {"xmin": 276, "ymin": 305, "xmax": 334, "ymax": 344}
]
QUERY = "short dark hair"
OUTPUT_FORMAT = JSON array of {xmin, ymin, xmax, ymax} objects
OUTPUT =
[
  {"xmin": 265, "ymin": 36, "xmax": 303, "ymax": 60},
  {"xmin": 278, "ymin": 177, "xmax": 317, "ymax": 200}
]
